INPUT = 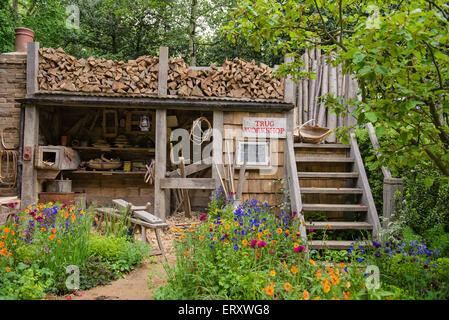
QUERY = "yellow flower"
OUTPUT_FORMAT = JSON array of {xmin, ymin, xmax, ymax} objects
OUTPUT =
[
  {"xmin": 242, "ymin": 239, "xmax": 248, "ymax": 246},
  {"xmin": 215, "ymin": 208, "xmax": 219, "ymax": 212},
  {"xmin": 284, "ymin": 282, "xmax": 293, "ymax": 292},
  {"xmin": 303, "ymin": 290, "xmax": 310, "ymax": 300},
  {"xmin": 263, "ymin": 230, "xmax": 269, "ymax": 235},
  {"xmin": 270, "ymin": 270, "xmax": 276, "ymax": 277},
  {"xmin": 234, "ymin": 221, "xmax": 240, "ymax": 227},
  {"xmin": 224, "ymin": 225, "xmax": 230, "ymax": 230},
  {"xmin": 277, "ymin": 228, "xmax": 283, "ymax": 234},
  {"xmin": 314, "ymin": 296, "xmax": 320, "ymax": 300},
  {"xmin": 309, "ymin": 259, "xmax": 316, "ymax": 266},
  {"xmin": 294, "ymin": 242, "xmax": 300, "ymax": 248},
  {"xmin": 265, "ymin": 285, "xmax": 274, "ymax": 296}
]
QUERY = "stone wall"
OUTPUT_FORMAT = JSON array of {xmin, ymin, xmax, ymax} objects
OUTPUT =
[{"xmin": 0, "ymin": 52, "xmax": 26, "ymax": 196}]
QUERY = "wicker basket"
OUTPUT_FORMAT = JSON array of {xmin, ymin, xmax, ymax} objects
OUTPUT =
[
  {"xmin": 88, "ymin": 160, "xmax": 122, "ymax": 170},
  {"xmin": 294, "ymin": 119, "xmax": 331, "ymax": 143}
]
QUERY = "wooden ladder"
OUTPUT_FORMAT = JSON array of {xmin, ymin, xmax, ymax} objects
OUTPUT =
[{"xmin": 293, "ymin": 134, "xmax": 380, "ymax": 250}]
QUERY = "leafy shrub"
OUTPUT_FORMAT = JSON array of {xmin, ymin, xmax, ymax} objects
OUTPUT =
[
  {"xmin": 79, "ymin": 257, "xmax": 117, "ymax": 290},
  {"xmin": 0, "ymin": 263, "xmax": 54, "ymax": 300},
  {"xmin": 87, "ymin": 234, "xmax": 150, "ymax": 276}
]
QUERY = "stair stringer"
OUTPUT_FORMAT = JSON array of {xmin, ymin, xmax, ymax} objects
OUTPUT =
[{"xmin": 349, "ymin": 132, "xmax": 381, "ymax": 237}]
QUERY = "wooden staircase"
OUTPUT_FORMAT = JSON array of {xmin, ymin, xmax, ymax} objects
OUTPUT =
[{"xmin": 293, "ymin": 137, "xmax": 380, "ymax": 250}]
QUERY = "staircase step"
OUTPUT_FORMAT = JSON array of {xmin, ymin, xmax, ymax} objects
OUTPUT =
[
  {"xmin": 302, "ymin": 204, "xmax": 369, "ymax": 212},
  {"xmin": 294, "ymin": 143, "xmax": 350, "ymax": 149},
  {"xmin": 296, "ymin": 157, "xmax": 354, "ymax": 163},
  {"xmin": 298, "ymin": 172, "xmax": 359, "ymax": 178},
  {"xmin": 308, "ymin": 240, "xmax": 369, "ymax": 250},
  {"xmin": 301, "ymin": 187, "xmax": 363, "ymax": 194},
  {"xmin": 306, "ymin": 221, "xmax": 373, "ymax": 230}
]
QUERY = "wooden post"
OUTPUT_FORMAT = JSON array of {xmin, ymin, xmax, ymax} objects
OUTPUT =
[
  {"xmin": 383, "ymin": 178, "xmax": 403, "ymax": 228},
  {"xmin": 212, "ymin": 110, "xmax": 223, "ymax": 189},
  {"xmin": 158, "ymin": 46, "xmax": 168, "ymax": 96},
  {"xmin": 284, "ymin": 55, "xmax": 296, "ymax": 105},
  {"xmin": 178, "ymin": 157, "xmax": 192, "ymax": 218},
  {"xmin": 154, "ymin": 108, "xmax": 167, "ymax": 220},
  {"xmin": 21, "ymin": 42, "xmax": 39, "ymax": 209},
  {"xmin": 327, "ymin": 54, "xmax": 338, "ymax": 142}
]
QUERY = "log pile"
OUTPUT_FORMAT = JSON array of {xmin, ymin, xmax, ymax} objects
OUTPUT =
[
  {"xmin": 167, "ymin": 57, "xmax": 284, "ymax": 99},
  {"xmin": 38, "ymin": 47, "xmax": 159, "ymax": 94},
  {"xmin": 38, "ymin": 47, "xmax": 284, "ymax": 100}
]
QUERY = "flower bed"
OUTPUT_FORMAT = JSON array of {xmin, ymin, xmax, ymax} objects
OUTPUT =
[
  {"xmin": 156, "ymin": 188, "xmax": 391, "ymax": 300},
  {"xmin": 0, "ymin": 201, "xmax": 150, "ymax": 299}
]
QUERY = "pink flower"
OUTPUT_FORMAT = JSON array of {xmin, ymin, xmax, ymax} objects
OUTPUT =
[
  {"xmin": 66, "ymin": 296, "xmax": 72, "ymax": 300},
  {"xmin": 270, "ymin": 249, "xmax": 275, "ymax": 254},
  {"xmin": 258, "ymin": 240, "xmax": 267, "ymax": 248},
  {"xmin": 200, "ymin": 214, "xmax": 207, "ymax": 221},
  {"xmin": 250, "ymin": 239, "xmax": 258, "ymax": 248},
  {"xmin": 294, "ymin": 245, "xmax": 307, "ymax": 253},
  {"xmin": 308, "ymin": 229, "xmax": 314, "ymax": 233}
]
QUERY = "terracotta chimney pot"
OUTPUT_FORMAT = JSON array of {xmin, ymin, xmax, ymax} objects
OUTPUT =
[{"xmin": 14, "ymin": 27, "xmax": 35, "ymax": 53}]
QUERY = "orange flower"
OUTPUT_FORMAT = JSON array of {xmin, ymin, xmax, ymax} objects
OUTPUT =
[
  {"xmin": 184, "ymin": 251, "xmax": 189, "ymax": 257},
  {"xmin": 303, "ymin": 290, "xmax": 310, "ymax": 300},
  {"xmin": 290, "ymin": 265, "xmax": 298, "ymax": 275},
  {"xmin": 57, "ymin": 240, "xmax": 61, "ymax": 243},
  {"xmin": 0, "ymin": 242, "xmax": 4, "ymax": 248},
  {"xmin": 265, "ymin": 285, "xmax": 274, "ymax": 296},
  {"xmin": 277, "ymin": 228, "xmax": 283, "ymax": 234},
  {"xmin": 256, "ymin": 252, "xmax": 260, "ymax": 259},
  {"xmin": 6, "ymin": 267, "xmax": 11, "ymax": 273},
  {"xmin": 315, "ymin": 270, "xmax": 322, "ymax": 279},
  {"xmin": 270, "ymin": 270, "xmax": 276, "ymax": 277},
  {"xmin": 331, "ymin": 276, "xmax": 340, "ymax": 285},
  {"xmin": 52, "ymin": 228, "xmax": 57, "ymax": 234},
  {"xmin": 2, "ymin": 236, "xmax": 7, "ymax": 240},
  {"xmin": 242, "ymin": 239, "xmax": 248, "ymax": 246},
  {"xmin": 49, "ymin": 234, "xmax": 56, "ymax": 241},
  {"xmin": 3, "ymin": 227, "xmax": 10, "ymax": 234},
  {"xmin": 199, "ymin": 235, "xmax": 204, "ymax": 240},
  {"xmin": 327, "ymin": 224, "xmax": 332, "ymax": 230},
  {"xmin": 309, "ymin": 259, "xmax": 316, "ymax": 266},
  {"xmin": 11, "ymin": 230, "xmax": 15, "ymax": 236},
  {"xmin": 294, "ymin": 242, "xmax": 300, "ymax": 248},
  {"xmin": 323, "ymin": 280, "xmax": 331, "ymax": 293},
  {"xmin": 41, "ymin": 228, "xmax": 47, "ymax": 232},
  {"xmin": 346, "ymin": 282, "xmax": 351, "ymax": 289},
  {"xmin": 314, "ymin": 296, "xmax": 320, "ymax": 300},
  {"xmin": 0, "ymin": 248, "xmax": 8, "ymax": 256},
  {"xmin": 284, "ymin": 282, "xmax": 293, "ymax": 292}
]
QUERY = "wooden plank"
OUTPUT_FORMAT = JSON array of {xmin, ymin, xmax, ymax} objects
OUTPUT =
[
  {"xmin": 300, "ymin": 187, "xmax": 363, "ymax": 194},
  {"xmin": 298, "ymin": 172, "xmax": 358, "ymax": 178},
  {"xmin": 166, "ymin": 161, "xmax": 211, "ymax": 178},
  {"xmin": 349, "ymin": 132, "xmax": 381, "ymax": 234},
  {"xmin": 302, "ymin": 204, "xmax": 368, "ymax": 211},
  {"xmin": 327, "ymin": 54, "xmax": 337, "ymax": 142},
  {"xmin": 160, "ymin": 178, "xmax": 216, "ymax": 190},
  {"xmin": 366, "ymin": 123, "xmax": 392, "ymax": 179},
  {"xmin": 158, "ymin": 46, "xmax": 168, "ymax": 96},
  {"xmin": 294, "ymin": 143, "xmax": 350, "ymax": 149},
  {"xmin": 213, "ymin": 110, "xmax": 223, "ymax": 189},
  {"xmin": 309, "ymin": 240, "xmax": 369, "ymax": 250},
  {"xmin": 154, "ymin": 109, "xmax": 167, "ymax": 220},
  {"xmin": 26, "ymin": 42, "xmax": 39, "ymax": 95},
  {"xmin": 133, "ymin": 210, "xmax": 163, "ymax": 224},
  {"xmin": 284, "ymin": 55, "xmax": 296, "ymax": 105},
  {"xmin": 296, "ymin": 157, "xmax": 354, "ymax": 163},
  {"xmin": 178, "ymin": 157, "xmax": 191, "ymax": 218},
  {"xmin": 306, "ymin": 221, "xmax": 373, "ymax": 230}
]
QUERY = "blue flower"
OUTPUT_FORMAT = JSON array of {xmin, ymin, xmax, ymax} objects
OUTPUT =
[{"xmin": 357, "ymin": 257, "xmax": 364, "ymax": 262}]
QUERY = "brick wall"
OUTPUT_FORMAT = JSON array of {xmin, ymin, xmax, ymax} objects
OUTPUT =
[{"xmin": 0, "ymin": 52, "xmax": 26, "ymax": 196}]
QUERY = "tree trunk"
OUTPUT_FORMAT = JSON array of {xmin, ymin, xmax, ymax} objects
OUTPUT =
[{"xmin": 188, "ymin": 0, "xmax": 198, "ymax": 66}]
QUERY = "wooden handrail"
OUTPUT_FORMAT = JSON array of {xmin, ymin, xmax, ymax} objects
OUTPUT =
[
  {"xmin": 349, "ymin": 132, "xmax": 381, "ymax": 235},
  {"xmin": 284, "ymin": 133, "xmax": 308, "ymax": 245}
]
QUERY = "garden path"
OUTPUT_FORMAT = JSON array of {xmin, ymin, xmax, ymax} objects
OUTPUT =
[{"xmin": 46, "ymin": 212, "xmax": 201, "ymax": 300}]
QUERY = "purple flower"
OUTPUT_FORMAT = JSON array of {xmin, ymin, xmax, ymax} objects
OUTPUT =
[
  {"xmin": 372, "ymin": 240, "xmax": 382, "ymax": 249},
  {"xmin": 374, "ymin": 252, "xmax": 381, "ymax": 258}
]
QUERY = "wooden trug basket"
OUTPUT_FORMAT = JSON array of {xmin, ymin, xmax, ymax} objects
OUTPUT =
[{"xmin": 294, "ymin": 119, "xmax": 331, "ymax": 143}]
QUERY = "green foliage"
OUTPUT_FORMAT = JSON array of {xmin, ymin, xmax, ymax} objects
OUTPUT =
[
  {"xmin": 226, "ymin": 0, "xmax": 449, "ymax": 177},
  {"xmin": 79, "ymin": 257, "xmax": 117, "ymax": 290},
  {"xmin": 87, "ymin": 233, "xmax": 150, "ymax": 276},
  {"xmin": 0, "ymin": 263, "xmax": 54, "ymax": 300}
]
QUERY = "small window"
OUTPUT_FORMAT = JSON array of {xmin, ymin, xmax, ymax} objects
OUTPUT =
[{"xmin": 236, "ymin": 141, "xmax": 269, "ymax": 166}]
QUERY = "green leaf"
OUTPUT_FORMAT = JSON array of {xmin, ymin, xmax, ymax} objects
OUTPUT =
[
  {"xmin": 423, "ymin": 177, "xmax": 434, "ymax": 188},
  {"xmin": 375, "ymin": 126, "xmax": 386, "ymax": 137},
  {"xmin": 353, "ymin": 51, "xmax": 366, "ymax": 64},
  {"xmin": 365, "ymin": 112, "xmax": 377, "ymax": 123}
]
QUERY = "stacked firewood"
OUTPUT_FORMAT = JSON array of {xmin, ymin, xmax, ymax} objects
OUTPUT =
[
  {"xmin": 38, "ymin": 47, "xmax": 159, "ymax": 94},
  {"xmin": 37, "ymin": 48, "xmax": 284, "ymax": 100},
  {"xmin": 167, "ymin": 57, "xmax": 284, "ymax": 99}
]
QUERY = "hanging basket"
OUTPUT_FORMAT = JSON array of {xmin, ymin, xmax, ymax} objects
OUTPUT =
[{"xmin": 294, "ymin": 119, "xmax": 331, "ymax": 143}]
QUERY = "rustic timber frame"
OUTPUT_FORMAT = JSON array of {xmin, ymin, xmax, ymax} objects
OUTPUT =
[{"xmin": 18, "ymin": 43, "xmax": 294, "ymax": 221}]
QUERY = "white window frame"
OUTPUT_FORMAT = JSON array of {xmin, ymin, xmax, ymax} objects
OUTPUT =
[{"xmin": 235, "ymin": 140, "xmax": 270, "ymax": 167}]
